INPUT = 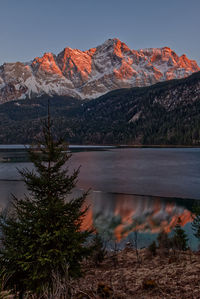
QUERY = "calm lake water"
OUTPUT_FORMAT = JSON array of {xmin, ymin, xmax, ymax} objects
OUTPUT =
[{"xmin": 0, "ymin": 147, "xmax": 200, "ymax": 249}]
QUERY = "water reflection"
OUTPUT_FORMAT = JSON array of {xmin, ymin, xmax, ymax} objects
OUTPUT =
[
  {"xmin": 0, "ymin": 182, "xmax": 198, "ymax": 249},
  {"xmin": 78, "ymin": 190, "xmax": 197, "ymax": 249}
]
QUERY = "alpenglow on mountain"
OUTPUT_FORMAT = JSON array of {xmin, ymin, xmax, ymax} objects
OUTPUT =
[{"xmin": 0, "ymin": 38, "xmax": 199, "ymax": 103}]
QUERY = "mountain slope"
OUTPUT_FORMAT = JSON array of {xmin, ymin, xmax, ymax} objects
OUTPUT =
[
  {"xmin": 0, "ymin": 39, "xmax": 199, "ymax": 103},
  {"xmin": 0, "ymin": 71, "xmax": 200, "ymax": 145}
]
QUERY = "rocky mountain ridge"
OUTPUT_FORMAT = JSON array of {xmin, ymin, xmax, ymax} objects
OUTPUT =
[{"xmin": 0, "ymin": 38, "xmax": 199, "ymax": 103}]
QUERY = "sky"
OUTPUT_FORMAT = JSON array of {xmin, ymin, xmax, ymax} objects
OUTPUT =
[{"xmin": 0, "ymin": 0, "xmax": 199, "ymax": 65}]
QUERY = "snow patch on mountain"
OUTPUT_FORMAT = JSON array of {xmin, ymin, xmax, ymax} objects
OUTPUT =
[{"xmin": 0, "ymin": 38, "xmax": 199, "ymax": 103}]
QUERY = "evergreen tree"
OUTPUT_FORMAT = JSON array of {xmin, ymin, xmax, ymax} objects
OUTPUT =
[
  {"xmin": 192, "ymin": 205, "xmax": 200, "ymax": 242},
  {"xmin": 91, "ymin": 233, "xmax": 106, "ymax": 266},
  {"xmin": 172, "ymin": 218, "xmax": 188, "ymax": 251},
  {"xmin": 157, "ymin": 231, "xmax": 171, "ymax": 251},
  {"xmin": 0, "ymin": 113, "xmax": 92, "ymax": 296}
]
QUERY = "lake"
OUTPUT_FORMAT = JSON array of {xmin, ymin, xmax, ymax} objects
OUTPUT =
[{"xmin": 0, "ymin": 146, "xmax": 199, "ymax": 249}]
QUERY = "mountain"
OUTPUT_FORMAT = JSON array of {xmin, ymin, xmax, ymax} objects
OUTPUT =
[
  {"xmin": 0, "ymin": 71, "xmax": 200, "ymax": 145},
  {"xmin": 0, "ymin": 38, "xmax": 199, "ymax": 103}
]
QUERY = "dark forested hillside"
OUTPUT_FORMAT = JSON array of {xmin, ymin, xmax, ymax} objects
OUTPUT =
[{"xmin": 0, "ymin": 72, "xmax": 200, "ymax": 145}]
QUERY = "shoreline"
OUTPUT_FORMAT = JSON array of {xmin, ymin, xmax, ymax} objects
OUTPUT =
[
  {"xmin": 0, "ymin": 144, "xmax": 200, "ymax": 149},
  {"xmin": 117, "ymin": 144, "xmax": 200, "ymax": 148},
  {"xmin": 88, "ymin": 189, "xmax": 200, "ymax": 202}
]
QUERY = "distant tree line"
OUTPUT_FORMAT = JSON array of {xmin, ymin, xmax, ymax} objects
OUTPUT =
[{"xmin": 0, "ymin": 71, "xmax": 200, "ymax": 145}]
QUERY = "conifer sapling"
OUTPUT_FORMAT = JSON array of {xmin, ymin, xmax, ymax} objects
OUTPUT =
[{"xmin": 0, "ymin": 111, "xmax": 92, "ymax": 295}]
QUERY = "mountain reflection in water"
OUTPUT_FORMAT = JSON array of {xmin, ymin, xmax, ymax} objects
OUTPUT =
[
  {"xmin": 0, "ymin": 183, "xmax": 198, "ymax": 249},
  {"xmin": 76, "ymin": 190, "xmax": 197, "ymax": 249}
]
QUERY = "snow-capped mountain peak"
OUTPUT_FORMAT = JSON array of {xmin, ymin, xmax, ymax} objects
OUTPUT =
[{"xmin": 0, "ymin": 38, "xmax": 199, "ymax": 103}]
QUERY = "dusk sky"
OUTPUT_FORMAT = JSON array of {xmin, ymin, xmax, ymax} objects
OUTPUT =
[{"xmin": 0, "ymin": 0, "xmax": 199, "ymax": 65}]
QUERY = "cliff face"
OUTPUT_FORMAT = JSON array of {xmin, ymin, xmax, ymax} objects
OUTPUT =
[{"xmin": 0, "ymin": 38, "xmax": 199, "ymax": 103}]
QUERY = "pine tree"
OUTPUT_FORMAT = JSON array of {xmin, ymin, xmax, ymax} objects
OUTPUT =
[
  {"xmin": 192, "ymin": 205, "xmax": 200, "ymax": 242},
  {"xmin": 172, "ymin": 218, "xmax": 188, "ymax": 251},
  {"xmin": 0, "ymin": 112, "xmax": 92, "ymax": 296}
]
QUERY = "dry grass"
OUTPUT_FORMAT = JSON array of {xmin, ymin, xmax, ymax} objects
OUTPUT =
[
  {"xmin": 2, "ymin": 249, "xmax": 200, "ymax": 298},
  {"xmin": 74, "ymin": 248, "xmax": 200, "ymax": 298}
]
